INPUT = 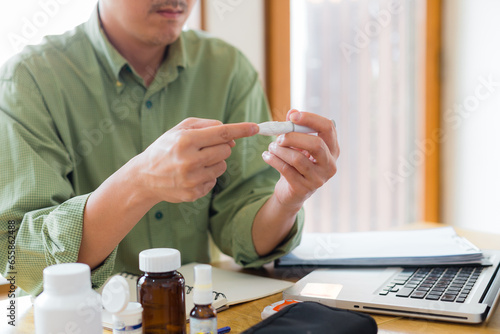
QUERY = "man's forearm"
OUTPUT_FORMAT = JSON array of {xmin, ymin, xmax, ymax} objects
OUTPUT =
[
  {"xmin": 251, "ymin": 194, "xmax": 302, "ymax": 256},
  {"xmin": 77, "ymin": 156, "xmax": 155, "ymax": 269}
]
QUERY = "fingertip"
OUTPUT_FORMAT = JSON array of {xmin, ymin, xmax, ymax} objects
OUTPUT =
[
  {"xmin": 290, "ymin": 111, "xmax": 301, "ymax": 123},
  {"xmin": 251, "ymin": 123, "xmax": 259, "ymax": 135},
  {"xmin": 285, "ymin": 109, "xmax": 298, "ymax": 121}
]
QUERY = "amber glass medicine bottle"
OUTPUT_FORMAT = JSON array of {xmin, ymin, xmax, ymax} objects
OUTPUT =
[
  {"xmin": 138, "ymin": 248, "xmax": 186, "ymax": 334},
  {"xmin": 189, "ymin": 264, "xmax": 217, "ymax": 334}
]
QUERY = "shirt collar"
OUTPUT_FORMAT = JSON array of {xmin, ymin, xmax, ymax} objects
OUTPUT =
[
  {"xmin": 149, "ymin": 31, "xmax": 188, "ymax": 91},
  {"xmin": 84, "ymin": 7, "xmax": 188, "ymax": 90},
  {"xmin": 84, "ymin": 7, "xmax": 127, "ymax": 86}
]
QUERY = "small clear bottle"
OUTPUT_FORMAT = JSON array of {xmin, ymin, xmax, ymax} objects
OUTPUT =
[
  {"xmin": 189, "ymin": 265, "xmax": 217, "ymax": 334},
  {"xmin": 34, "ymin": 263, "xmax": 102, "ymax": 334},
  {"xmin": 138, "ymin": 248, "xmax": 186, "ymax": 334}
]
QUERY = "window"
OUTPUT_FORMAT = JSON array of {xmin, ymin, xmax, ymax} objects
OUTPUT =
[{"xmin": 290, "ymin": 0, "xmax": 427, "ymax": 232}]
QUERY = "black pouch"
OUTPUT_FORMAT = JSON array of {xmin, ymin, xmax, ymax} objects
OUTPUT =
[{"xmin": 242, "ymin": 301, "xmax": 378, "ymax": 334}]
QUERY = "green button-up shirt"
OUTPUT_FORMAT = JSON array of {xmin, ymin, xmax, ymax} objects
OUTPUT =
[{"xmin": 0, "ymin": 9, "xmax": 303, "ymax": 296}]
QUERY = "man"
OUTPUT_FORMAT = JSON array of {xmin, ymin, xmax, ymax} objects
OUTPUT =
[{"xmin": 0, "ymin": 0, "xmax": 339, "ymax": 296}]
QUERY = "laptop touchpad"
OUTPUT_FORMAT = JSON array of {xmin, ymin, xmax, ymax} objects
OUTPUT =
[{"xmin": 300, "ymin": 283, "xmax": 343, "ymax": 299}]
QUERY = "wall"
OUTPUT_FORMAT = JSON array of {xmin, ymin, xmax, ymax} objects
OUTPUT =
[
  {"xmin": 442, "ymin": 0, "xmax": 500, "ymax": 233},
  {"xmin": 0, "ymin": 1, "xmax": 97, "ymax": 65}
]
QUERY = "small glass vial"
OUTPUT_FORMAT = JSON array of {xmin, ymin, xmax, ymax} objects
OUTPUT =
[
  {"xmin": 189, "ymin": 265, "xmax": 217, "ymax": 334},
  {"xmin": 138, "ymin": 248, "xmax": 186, "ymax": 334},
  {"xmin": 102, "ymin": 275, "xmax": 143, "ymax": 334},
  {"xmin": 34, "ymin": 263, "xmax": 102, "ymax": 334}
]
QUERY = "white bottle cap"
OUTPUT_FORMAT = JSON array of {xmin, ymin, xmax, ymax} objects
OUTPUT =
[
  {"xmin": 102, "ymin": 276, "xmax": 130, "ymax": 314},
  {"xmin": 139, "ymin": 248, "xmax": 181, "ymax": 273},
  {"xmin": 43, "ymin": 263, "xmax": 91, "ymax": 294},
  {"xmin": 193, "ymin": 264, "xmax": 213, "ymax": 305}
]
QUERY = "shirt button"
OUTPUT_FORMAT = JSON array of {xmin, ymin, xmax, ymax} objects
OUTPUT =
[
  {"xmin": 146, "ymin": 100, "xmax": 153, "ymax": 109},
  {"xmin": 155, "ymin": 211, "xmax": 163, "ymax": 220}
]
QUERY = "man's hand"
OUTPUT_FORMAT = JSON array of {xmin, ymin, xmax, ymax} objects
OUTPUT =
[
  {"xmin": 262, "ymin": 109, "xmax": 340, "ymax": 211},
  {"xmin": 79, "ymin": 117, "xmax": 257, "ymax": 269},
  {"xmin": 135, "ymin": 117, "xmax": 258, "ymax": 204}
]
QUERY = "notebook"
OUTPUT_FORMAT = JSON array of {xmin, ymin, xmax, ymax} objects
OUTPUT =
[
  {"xmin": 283, "ymin": 249, "xmax": 500, "ymax": 323},
  {"xmin": 101, "ymin": 263, "xmax": 293, "ymax": 328},
  {"xmin": 276, "ymin": 227, "xmax": 484, "ymax": 267}
]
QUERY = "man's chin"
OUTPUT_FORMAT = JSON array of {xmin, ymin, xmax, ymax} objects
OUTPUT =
[{"xmin": 148, "ymin": 31, "xmax": 182, "ymax": 47}]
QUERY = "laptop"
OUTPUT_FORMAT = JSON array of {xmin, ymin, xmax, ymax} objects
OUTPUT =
[{"xmin": 283, "ymin": 250, "xmax": 500, "ymax": 323}]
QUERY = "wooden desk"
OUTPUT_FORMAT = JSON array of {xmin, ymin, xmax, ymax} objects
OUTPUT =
[{"xmin": 2, "ymin": 224, "xmax": 500, "ymax": 333}]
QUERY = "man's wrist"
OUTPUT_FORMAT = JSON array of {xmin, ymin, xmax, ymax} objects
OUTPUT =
[
  {"xmin": 270, "ymin": 193, "xmax": 304, "ymax": 217},
  {"xmin": 117, "ymin": 154, "xmax": 159, "ymax": 210}
]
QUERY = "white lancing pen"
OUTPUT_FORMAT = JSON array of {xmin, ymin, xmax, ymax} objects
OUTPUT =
[
  {"xmin": 257, "ymin": 121, "xmax": 314, "ymax": 136},
  {"xmin": 257, "ymin": 120, "xmax": 336, "ymax": 136}
]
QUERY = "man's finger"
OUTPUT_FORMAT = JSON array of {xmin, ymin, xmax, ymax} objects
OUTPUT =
[
  {"xmin": 194, "ymin": 122, "xmax": 259, "ymax": 148},
  {"xmin": 289, "ymin": 111, "xmax": 338, "ymax": 156},
  {"xmin": 176, "ymin": 117, "xmax": 223, "ymax": 130},
  {"xmin": 199, "ymin": 143, "xmax": 232, "ymax": 167}
]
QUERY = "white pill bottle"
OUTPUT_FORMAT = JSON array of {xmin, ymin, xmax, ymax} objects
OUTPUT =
[{"xmin": 34, "ymin": 263, "xmax": 102, "ymax": 334}]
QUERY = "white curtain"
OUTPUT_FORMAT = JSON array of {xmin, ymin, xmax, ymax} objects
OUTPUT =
[{"xmin": 291, "ymin": 0, "xmax": 427, "ymax": 232}]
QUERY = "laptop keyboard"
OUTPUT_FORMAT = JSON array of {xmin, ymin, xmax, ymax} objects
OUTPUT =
[{"xmin": 379, "ymin": 266, "xmax": 483, "ymax": 303}]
